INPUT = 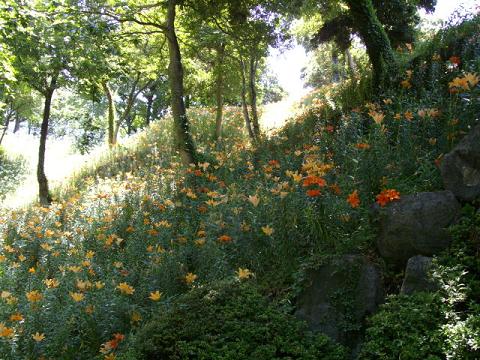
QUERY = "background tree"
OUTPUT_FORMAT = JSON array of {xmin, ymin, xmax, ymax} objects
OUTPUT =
[
  {"xmin": 67, "ymin": 7, "xmax": 165, "ymax": 147},
  {"xmin": 83, "ymin": 0, "xmax": 200, "ymax": 163},
  {"xmin": 100, "ymin": 50, "xmax": 159, "ymax": 146},
  {"xmin": 3, "ymin": 0, "xmax": 84, "ymax": 205},
  {"xmin": 260, "ymin": 70, "xmax": 286, "ymax": 104},
  {"xmin": 207, "ymin": 0, "xmax": 301, "ymax": 140},
  {"xmin": 0, "ymin": 84, "xmax": 42, "ymax": 145},
  {"xmin": 0, "ymin": 0, "xmax": 18, "ymax": 145},
  {"xmin": 181, "ymin": 14, "xmax": 245, "ymax": 142},
  {"xmin": 306, "ymin": 0, "xmax": 436, "ymax": 88}
]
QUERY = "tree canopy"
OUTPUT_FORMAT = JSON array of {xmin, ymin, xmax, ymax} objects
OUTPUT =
[{"xmin": 0, "ymin": 0, "xmax": 440, "ymax": 203}]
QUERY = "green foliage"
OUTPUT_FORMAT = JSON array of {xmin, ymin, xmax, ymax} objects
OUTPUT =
[
  {"xmin": 401, "ymin": 14, "xmax": 480, "ymax": 95},
  {"xmin": 436, "ymin": 205, "xmax": 480, "ymax": 359},
  {"xmin": 0, "ymin": 8, "xmax": 478, "ymax": 360},
  {"xmin": 360, "ymin": 293, "xmax": 446, "ymax": 359},
  {"xmin": 4, "ymin": 0, "xmax": 81, "ymax": 94},
  {"xmin": 260, "ymin": 71, "xmax": 286, "ymax": 104},
  {"xmin": 0, "ymin": 146, "xmax": 26, "ymax": 200},
  {"xmin": 307, "ymin": 0, "xmax": 436, "ymax": 49},
  {"xmin": 129, "ymin": 281, "xmax": 346, "ymax": 360},
  {"xmin": 74, "ymin": 115, "xmax": 106, "ymax": 155},
  {"xmin": 360, "ymin": 205, "xmax": 480, "ymax": 360}
]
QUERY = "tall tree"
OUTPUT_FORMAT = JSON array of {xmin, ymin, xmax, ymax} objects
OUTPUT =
[
  {"xmin": 165, "ymin": 0, "xmax": 197, "ymax": 164},
  {"xmin": 208, "ymin": 0, "xmax": 301, "ymax": 140},
  {"xmin": 68, "ymin": 6, "xmax": 162, "ymax": 147},
  {"xmin": 3, "ymin": 0, "xmax": 81, "ymax": 205},
  {"xmin": 239, "ymin": 57, "xmax": 255, "ymax": 140},
  {"xmin": 307, "ymin": 0, "xmax": 436, "ymax": 88},
  {"xmin": 344, "ymin": 0, "xmax": 397, "ymax": 88},
  {"xmin": 83, "ymin": 0, "xmax": 198, "ymax": 163},
  {"xmin": 180, "ymin": 14, "xmax": 238, "ymax": 142}
]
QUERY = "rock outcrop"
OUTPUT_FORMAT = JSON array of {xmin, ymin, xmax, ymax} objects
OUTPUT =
[
  {"xmin": 295, "ymin": 255, "xmax": 383, "ymax": 352},
  {"xmin": 440, "ymin": 123, "xmax": 480, "ymax": 202},
  {"xmin": 400, "ymin": 256, "xmax": 437, "ymax": 295},
  {"xmin": 375, "ymin": 191, "xmax": 460, "ymax": 264}
]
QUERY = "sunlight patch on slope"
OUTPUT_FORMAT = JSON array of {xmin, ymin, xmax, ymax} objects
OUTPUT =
[
  {"xmin": 261, "ymin": 90, "xmax": 309, "ymax": 135},
  {"xmin": 2, "ymin": 132, "xmax": 105, "ymax": 209}
]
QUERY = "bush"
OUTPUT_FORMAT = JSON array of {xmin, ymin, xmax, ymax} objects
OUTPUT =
[
  {"xmin": 359, "ymin": 293, "xmax": 446, "ymax": 360},
  {"xmin": 129, "ymin": 282, "xmax": 346, "ymax": 360},
  {"xmin": 436, "ymin": 205, "xmax": 480, "ymax": 359},
  {"xmin": 0, "ymin": 146, "xmax": 26, "ymax": 200},
  {"xmin": 360, "ymin": 206, "xmax": 480, "ymax": 360}
]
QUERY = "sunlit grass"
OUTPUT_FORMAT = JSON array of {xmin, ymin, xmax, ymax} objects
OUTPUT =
[
  {"xmin": 1, "ymin": 132, "xmax": 116, "ymax": 209},
  {"xmin": 261, "ymin": 92, "xmax": 311, "ymax": 135},
  {"xmin": 2, "ymin": 103, "xmax": 295, "ymax": 210}
]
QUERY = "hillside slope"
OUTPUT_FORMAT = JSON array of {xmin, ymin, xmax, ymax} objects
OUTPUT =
[{"xmin": 0, "ymin": 16, "xmax": 479, "ymax": 360}]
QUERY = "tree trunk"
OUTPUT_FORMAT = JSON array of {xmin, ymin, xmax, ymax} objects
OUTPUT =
[
  {"xmin": 248, "ymin": 55, "xmax": 260, "ymax": 138},
  {"xmin": 13, "ymin": 113, "xmax": 22, "ymax": 133},
  {"xmin": 126, "ymin": 115, "xmax": 132, "ymax": 135},
  {"xmin": 214, "ymin": 44, "xmax": 226, "ymax": 141},
  {"xmin": 145, "ymin": 82, "xmax": 158, "ymax": 126},
  {"xmin": 331, "ymin": 50, "xmax": 340, "ymax": 83},
  {"xmin": 0, "ymin": 107, "xmax": 13, "ymax": 145},
  {"xmin": 145, "ymin": 90, "xmax": 154, "ymax": 126},
  {"xmin": 37, "ymin": 80, "xmax": 56, "ymax": 206},
  {"xmin": 114, "ymin": 78, "xmax": 141, "ymax": 143},
  {"xmin": 345, "ymin": 48, "xmax": 356, "ymax": 77},
  {"xmin": 166, "ymin": 0, "xmax": 196, "ymax": 165},
  {"xmin": 102, "ymin": 81, "xmax": 116, "ymax": 147},
  {"xmin": 113, "ymin": 118, "xmax": 121, "ymax": 143},
  {"xmin": 345, "ymin": 0, "xmax": 397, "ymax": 88},
  {"xmin": 240, "ymin": 58, "xmax": 255, "ymax": 141}
]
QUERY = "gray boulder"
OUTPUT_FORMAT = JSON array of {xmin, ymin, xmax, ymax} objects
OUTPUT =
[
  {"xmin": 440, "ymin": 123, "xmax": 480, "ymax": 202},
  {"xmin": 401, "ymin": 256, "xmax": 437, "ymax": 295},
  {"xmin": 295, "ymin": 255, "xmax": 383, "ymax": 351},
  {"xmin": 375, "ymin": 191, "xmax": 460, "ymax": 264}
]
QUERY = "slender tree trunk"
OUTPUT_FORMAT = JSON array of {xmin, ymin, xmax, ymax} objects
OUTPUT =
[
  {"xmin": 145, "ymin": 82, "xmax": 157, "ymax": 126},
  {"xmin": 345, "ymin": 0, "xmax": 397, "ymax": 88},
  {"xmin": 0, "ymin": 107, "xmax": 13, "ymax": 145},
  {"xmin": 113, "ymin": 118, "xmax": 121, "ymax": 143},
  {"xmin": 114, "ymin": 78, "xmax": 141, "ymax": 143},
  {"xmin": 345, "ymin": 48, "xmax": 356, "ymax": 77},
  {"xmin": 146, "ymin": 92, "xmax": 154, "ymax": 125},
  {"xmin": 37, "ymin": 79, "xmax": 56, "ymax": 206},
  {"xmin": 13, "ymin": 113, "xmax": 22, "ymax": 133},
  {"xmin": 248, "ymin": 55, "xmax": 260, "ymax": 137},
  {"xmin": 240, "ymin": 58, "xmax": 255, "ymax": 141},
  {"xmin": 102, "ymin": 81, "xmax": 116, "ymax": 147},
  {"xmin": 166, "ymin": 0, "xmax": 196, "ymax": 165},
  {"xmin": 214, "ymin": 44, "xmax": 226, "ymax": 141},
  {"xmin": 331, "ymin": 50, "xmax": 340, "ymax": 83}
]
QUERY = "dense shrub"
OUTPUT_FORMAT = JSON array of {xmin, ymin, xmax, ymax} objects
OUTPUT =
[
  {"xmin": 360, "ymin": 293, "xmax": 446, "ymax": 359},
  {"xmin": 128, "ymin": 282, "xmax": 346, "ymax": 360},
  {"xmin": 360, "ymin": 206, "xmax": 480, "ymax": 360},
  {"xmin": 436, "ymin": 205, "xmax": 480, "ymax": 359}
]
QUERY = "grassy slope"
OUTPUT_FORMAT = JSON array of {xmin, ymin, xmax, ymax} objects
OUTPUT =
[{"xmin": 0, "ymin": 16, "xmax": 479, "ymax": 359}]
